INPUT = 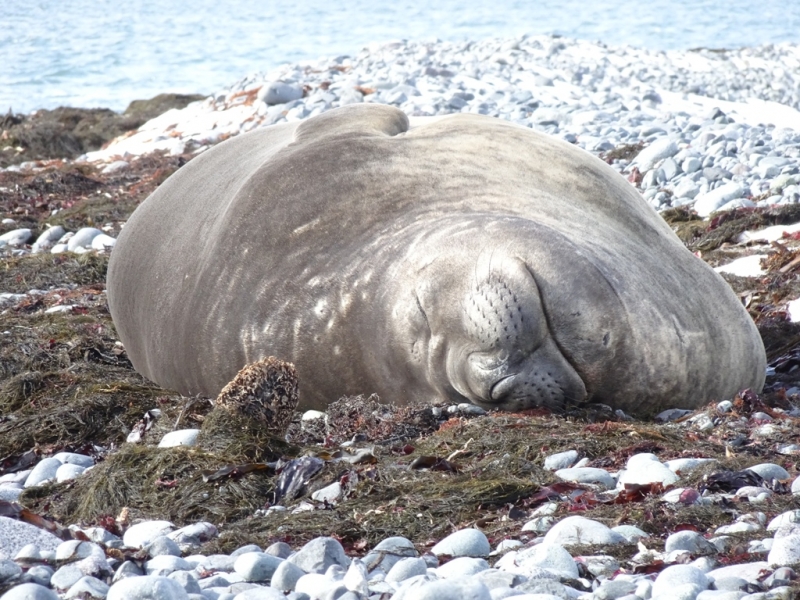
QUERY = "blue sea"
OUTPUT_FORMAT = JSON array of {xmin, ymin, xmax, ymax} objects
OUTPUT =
[{"xmin": 2, "ymin": 0, "xmax": 799, "ymax": 114}]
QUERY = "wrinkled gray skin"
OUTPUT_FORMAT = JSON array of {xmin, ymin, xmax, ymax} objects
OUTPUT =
[{"xmin": 107, "ymin": 104, "xmax": 766, "ymax": 415}]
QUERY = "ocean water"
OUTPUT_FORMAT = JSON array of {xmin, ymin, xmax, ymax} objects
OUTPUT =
[{"xmin": 2, "ymin": 0, "xmax": 799, "ymax": 114}]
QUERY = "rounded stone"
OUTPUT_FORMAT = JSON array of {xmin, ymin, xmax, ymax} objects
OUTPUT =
[
  {"xmin": 157, "ymin": 429, "xmax": 201, "ymax": 448},
  {"xmin": 107, "ymin": 575, "xmax": 190, "ymax": 599},
  {"xmin": 50, "ymin": 565, "xmax": 84, "ymax": 591},
  {"xmin": 287, "ymin": 537, "xmax": 350, "ymax": 574},
  {"xmin": 435, "ymin": 557, "xmax": 488, "ymax": 579},
  {"xmin": 543, "ymin": 450, "xmax": 578, "ymax": 471},
  {"xmin": 55, "ymin": 540, "xmax": 95, "ymax": 562},
  {"xmin": 90, "ymin": 233, "xmax": 117, "ymax": 251},
  {"xmin": 768, "ymin": 511, "xmax": 800, "ymax": 532},
  {"xmin": 233, "ymin": 552, "xmax": 284, "ymax": 582},
  {"xmin": 431, "ymin": 529, "xmax": 491, "ymax": 558},
  {"xmin": 652, "ymin": 565, "xmax": 709, "ymax": 597},
  {"xmin": 611, "ymin": 525, "xmax": 649, "ymax": 543},
  {"xmin": 0, "ymin": 228, "xmax": 33, "ymax": 247},
  {"xmin": 0, "ymin": 559, "xmax": 22, "ymax": 583},
  {"xmin": 32, "ymin": 226, "xmax": 66, "ymax": 251},
  {"xmin": 67, "ymin": 228, "xmax": 104, "ymax": 252},
  {"xmin": 258, "ymin": 82, "xmax": 304, "ymax": 106},
  {"xmin": 145, "ymin": 536, "xmax": 182, "ymax": 558},
  {"xmin": 542, "ymin": 516, "xmax": 627, "ymax": 547},
  {"xmin": 55, "ymin": 463, "xmax": 86, "ymax": 483},
  {"xmin": 553, "ymin": 467, "xmax": 615, "ymax": 489},
  {"xmin": 270, "ymin": 559, "xmax": 306, "ymax": 592},
  {"xmin": 768, "ymin": 535, "xmax": 800, "ymax": 568},
  {"xmin": 383, "ymin": 556, "xmax": 428, "ymax": 584},
  {"xmin": 65, "ymin": 575, "xmax": 110, "ymax": 599},
  {"xmin": 144, "ymin": 555, "xmax": 193, "ymax": 576},
  {"xmin": 264, "ymin": 542, "xmax": 292, "ymax": 558},
  {"xmin": 664, "ymin": 531, "xmax": 718, "ymax": 556},
  {"xmin": 415, "ymin": 579, "xmax": 491, "ymax": 600},
  {"xmin": 498, "ymin": 543, "xmax": 578, "ymax": 580},
  {"xmin": 364, "ymin": 536, "xmax": 418, "ymax": 573},
  {"xmin": 123, "ymin": 521, "xmax": 175, "ymax": 549},
  {"xmin": 24, "ymin": 458, "xmax": 62, "ymax": 488},
  {"xmin": 746, "ymin": 463, "xmax": 791, "ymax": 481},
  {"xmin": 618, "ymin": 454, "xmax": 679, "ymax": 487},
  {"xmin": 0, "ymin": 583, "xmax": 60, "ymax": 600}
]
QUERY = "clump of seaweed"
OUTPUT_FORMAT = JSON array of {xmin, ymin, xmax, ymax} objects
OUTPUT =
[{"xmin": 22, "ymin": 444, "xmax": 275, "ymax": 526}]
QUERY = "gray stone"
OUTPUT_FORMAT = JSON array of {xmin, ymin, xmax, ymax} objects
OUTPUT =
[
  {"xmin": 0, "ymin": 583, "xmax": 60, "ymax": 600},
  {"xmin": 168, "ymin": 571, "xmax": 201, "ymax": 594},
  {"xmin": 233, "ymin": 552, "xmax": 284, "ymax": 582},
  {"xmin": 746, "ymin": 463, "xmax": 791, "ymax": 482},
  {"xmin": 611, "ymin": 525, "xmax": 649, "ymax": 543},
  {"xmin": 294, "ymin": 573, "xmax": 339, "ymax": 598},
  {"xmin": 633, "ymin": 137, "xmax": 679, "ymax": 171},
  {"xmin": 694, "ymin": 182, "xmax": 745, "ymax": 217},
  {"xmin": 386, "ymin": 557, "xmax": 428, "ymax": 583},
  {"xmin": 144, "ymin": 555, "xmax": 193, "ymax": 576},
  {"xmin": 618, "ymin": 453, "xmax": 679, "ymax": 487},
  {"xmin": 695, "ymin": 592, "xmax": 746, "ymax": 599},
  {"xmin": 553, "ymin": 467, "xmax": 614, "ymax": 489},
  {"xmin": 543, "ymin": 450, "xmax": 579, "ymax": 471},
  {"xmin": 683, "ymin": 157, "xmax": 702, "ymax": 173},
  {"xmin": 472, "ymin": 569, "xmax": 523, "ymax": 590},
  {"xmin": 55, "ymin": 463, "xmax": 86, "ymax": 483},
  {"xmin": 146, "ymin": 536, "xmax": 182, "ymax": 557},
  {"xmin": 258, "ymin": 82, "xmax": 304, "ymax": 106},
  {"xmin": 594, "ymin": 579, "xmax": 637, "ymax": 600},
  {"xmin": 0, "ymin": 560, "xmax": 22, "ymax": 583},
  {"xmin": 24, "ymin": 458, "xmax": 62, "ymax": 488},
  {"xmin": 67, "ymin": 227, "xmax": 104, "ymax": 251},
  {"xmin": 768, "ymin": 511, "xmax": 800, "ymax": 532},
  {"xmin": 435, "ymin": 557, "xmax": 488, "ymax": 579},
  {"xmin": 22, "ymin": 565, "xmax": 53, "ymax": 587},
  {"xmin": 231, "ymin": 545, "xmax": 264, "ymax": 557},
  {"xmin": 498, "ymin": 543, "xmax": 578, "ymax": 580},
  {"xmin": 287, "ymin": 538, "xmax": 349, "ymax": 574},
  {"xmin": 270, "ymin": 560, "xmax": 306, "ymax": 592},
  {"xmin": 51, "ymin": 564, "xmax": 85, "ymax": 591},
  {"xmin": 543, "ymin": 516, "xmax": 627, "ymax": 547},
  {"xmin": 652, "ymin": 565, "xmax": 709, "ymax": 597},
  {"xmin": 431, "ymin": 529, "xmax": 490, "ymax": 558},
  {"xmin": 0, "ymin": 228, "xmax": 33, "ymax": 247},
  {"xmin": 167, "ymin": 522, "xmax": 217, "ymax": 550},
  {"xmin": 113, "ymin": 560, "xmax": 144, "ymax": 582},
  {"xmin": 712, "ymin": 576, "xmax": 748, "ymax": 591},
  {"xmin": 511, "ymin": 577, "xmax": 570, "ymax": 597},
  {"xmin": 706, "ymin": 562, "xmax": 770, "ymax": 584},
  {"xmin": 264, "ymin": 542, "xmax": 291, "ymax": 559},
  {"xmin": 665, "ymin": 530, "xmax": 718, "ymax": 556},
  {"xmin": 91, "ymin": 234, "xmax": 117, "ymax": 251},
  {"xmin": 123, "ymin": 521, "xmax": 175, "ymax": 549},
  {"xmin": 768, "ymin": 534, "xmax": 800, "ymax": 567},
  {"xmin": 107, "ymin": 575, "xmax": 190, "ymax": 599},
  {"xmin": 65, "ymin": 575, "xmax": 110, "ymax": 599},
  {"xmin": 158, "ymin": 429, "xmax": 201, "ymax": 448},
  {"xmin": 414, "ymin": 579, "xmax": 491, "ymax": 600}
]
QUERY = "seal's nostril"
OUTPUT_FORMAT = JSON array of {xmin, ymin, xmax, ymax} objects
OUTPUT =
[{"xmin": 490, "ymin": 374, "xmax": 518, "ymax": 401}]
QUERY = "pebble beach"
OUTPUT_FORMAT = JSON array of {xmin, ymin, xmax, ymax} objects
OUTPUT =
[{"xmin": 1, "ymin": 36, "xmax": 800, "ymax": 600}]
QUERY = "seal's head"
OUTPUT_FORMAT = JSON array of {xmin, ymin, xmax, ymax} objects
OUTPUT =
[{"xmin": 407, "ymin": 247, "xmax": 588, "ymax": 413}]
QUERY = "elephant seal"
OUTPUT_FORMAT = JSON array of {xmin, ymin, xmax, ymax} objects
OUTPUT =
[{"xmin": 107, "ymin": 104, "xmax": 766, "ymax": 415}]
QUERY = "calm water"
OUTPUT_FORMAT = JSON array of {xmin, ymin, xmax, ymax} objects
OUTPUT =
[{"xmin": 2, "ymin": 0, "xmax": 799, "ymax": 114}]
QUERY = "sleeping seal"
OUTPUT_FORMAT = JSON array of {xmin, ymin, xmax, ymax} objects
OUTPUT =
[{"xmin": 107, "ymin": 104, "xmax": 766, "ymax": 415}]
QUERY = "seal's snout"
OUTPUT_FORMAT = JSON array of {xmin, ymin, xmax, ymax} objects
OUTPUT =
[{"xmin": 460, "ymin": 340, "xmax": 587, "ymax": 412}]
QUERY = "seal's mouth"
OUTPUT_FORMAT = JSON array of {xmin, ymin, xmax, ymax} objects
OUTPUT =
[{"xmin": 490, "ymin": 373, "xmax": 517, "ymax": 401}]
